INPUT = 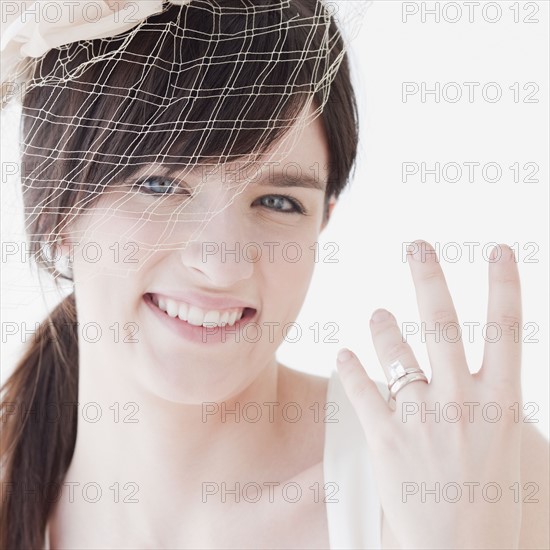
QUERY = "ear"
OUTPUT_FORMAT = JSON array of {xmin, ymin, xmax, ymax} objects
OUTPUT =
[
  {"xmin": 320, "ymin": 196, "xmax": 337, "ymax": 232},
  {"xmin": 58, "ymin": 240, "xmax": 74, "ymax": 262},
  {"xmin": 53, "ymin": 230, "xmax": 77, "ymax": 261}
]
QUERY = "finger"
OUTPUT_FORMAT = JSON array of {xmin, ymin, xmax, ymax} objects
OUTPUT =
[
  {"xmin": 369, "ymin": 308, "xmax": 429, "ymax": 405},
  {"xmin": 337, "ymin": 348, "xmax": 390, "ymax": 435},
  {"xmin": 481, "ymin": 244, "xmax": 522, "ymax": 386},
  {"xmin": 406, "ymin": 240, "xmax": 468, "ymax": 381}
]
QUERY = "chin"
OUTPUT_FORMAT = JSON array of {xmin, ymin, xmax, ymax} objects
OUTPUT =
[{"xmin": 133, "ymin": 356, "xmax": 253, "ymax": 405}]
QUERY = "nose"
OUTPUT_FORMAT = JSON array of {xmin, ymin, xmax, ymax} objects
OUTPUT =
[{"xmin": 179, "ymin": 203, "xmax": 256, "ymax": 287}]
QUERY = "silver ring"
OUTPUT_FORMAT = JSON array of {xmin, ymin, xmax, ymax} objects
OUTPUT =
[{"xmin": 387, "ymin": 360, "xmax": 428, "ymax": 409}]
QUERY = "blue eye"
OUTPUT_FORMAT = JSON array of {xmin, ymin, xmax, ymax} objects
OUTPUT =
[
  {"xmin": 133, "ymin": 178, "xmax": 305, "ymax": 215},
  {"xmin": 135, "ymin": 177, "xmax": 187, "ymax": 195},
  {"xmin": 257, "ymin": 194, "xmax": 306, "ymax": 214}
]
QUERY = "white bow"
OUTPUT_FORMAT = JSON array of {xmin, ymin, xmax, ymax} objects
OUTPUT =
[{"xmin": 1, "ymin": 0, "xmax": 192, "ymax": 96}]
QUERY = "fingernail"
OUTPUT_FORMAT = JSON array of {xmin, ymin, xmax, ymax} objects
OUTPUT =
[
  {"xmin": 337, "ymin": 348, "xmax": 353, "ymax": 363},
  {"xmin": 489, "ymin": 244, "xmax": 515, "ymax": 262},
  {"xmin": 502, "ymin": 244, "xmax": 515, "ymax": 262},
  {"xmin": 371, "ymin": 309, "xmax": 391, "ymax": 323},
  {"xmin": 406, "ymin": 243, "xmax": 419, "ymax": 261},
  {"xmin": 489, "ymin": 244, "xmax": 501, "ymax": 261},
  {"xmin": 407, "ymin": 241, "xmax": 435, "ymax": 262}
]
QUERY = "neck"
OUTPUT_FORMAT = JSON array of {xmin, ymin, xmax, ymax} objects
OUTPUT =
[{"xmin": 49, "ymin": 342, "xmax": 287, "ymax": 544}]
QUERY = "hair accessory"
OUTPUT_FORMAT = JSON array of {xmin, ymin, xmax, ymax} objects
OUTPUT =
[{"xmin": 1, "ymin": 0, "xmax": 192, "ymax": 103}]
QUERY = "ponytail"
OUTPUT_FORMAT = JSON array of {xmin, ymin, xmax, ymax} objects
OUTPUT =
[{"xmin": 1, "ymin": 294, "xmax": 79, "ymax": 549}]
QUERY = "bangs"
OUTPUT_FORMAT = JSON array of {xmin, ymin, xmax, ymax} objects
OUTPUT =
[{"xmin": 23, "ymin": 1, "xmax": 335, "ymax": 188}]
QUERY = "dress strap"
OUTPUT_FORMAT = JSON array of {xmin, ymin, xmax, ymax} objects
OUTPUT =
[{"xmin": 323, "ymin": 369, "xmax": 387, "ymax": 550}]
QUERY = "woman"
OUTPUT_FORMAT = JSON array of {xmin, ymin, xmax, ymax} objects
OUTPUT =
[{"xmin": 1, "ymin": 1, "xmax": 548, "ymax": 549}]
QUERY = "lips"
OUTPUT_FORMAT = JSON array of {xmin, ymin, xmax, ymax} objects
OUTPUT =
[
  {"xmin": 149, "ymin": 292, "xmax": 249, "ymax": 327},
  {"xmin": 146, "ymin": 289, "xmax": 257, "ymax": 310},
  {"xmin": 143, "ymin": 293, "xmax": 258, "ymax": 344}
]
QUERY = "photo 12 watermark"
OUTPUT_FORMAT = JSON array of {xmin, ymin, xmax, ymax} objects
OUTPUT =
[
  {"xmin": 402, "ymin": 481, "xmax": 539, "ymax": 504},
  {"xmin": 202, "ymin": 400, "xmax": 340, "ymax": 424},
  {"xmin": 401, "ymin": 161, "xmax": 540, "ymax": 184},
  {"xmin": 401, "ymin": 2, "xmax": 540, "ymax": 24},
  {"xmin": 201, "ymin": 481, "xmax": 340, "ymax": 504}
]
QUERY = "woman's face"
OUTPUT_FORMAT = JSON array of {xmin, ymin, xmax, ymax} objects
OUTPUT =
[{"xmin": 66, "ymin": 108, "xmax": 333, "ymax": 403}]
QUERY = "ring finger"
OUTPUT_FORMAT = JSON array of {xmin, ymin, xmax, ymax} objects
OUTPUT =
[{"xmin": 370, "ymin": 308, "xmax": 429, "ymax": 409}]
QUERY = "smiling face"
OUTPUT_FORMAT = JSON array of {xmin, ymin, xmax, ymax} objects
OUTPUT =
[{"xmin": 64, "ymin": 107, "xmax": 334, "ymax": 403}]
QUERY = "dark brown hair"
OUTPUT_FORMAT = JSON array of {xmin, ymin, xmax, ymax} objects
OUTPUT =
[{"xmin": 0, "ymin": 1, "xmax": 358, "ymax": 547}]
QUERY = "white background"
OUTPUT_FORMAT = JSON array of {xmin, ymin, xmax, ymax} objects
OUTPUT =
[{"xmin": 1, "ymin": 1, "xmax": 548, "ymax": 438}]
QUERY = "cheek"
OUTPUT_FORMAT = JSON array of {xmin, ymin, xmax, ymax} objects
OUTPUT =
[
  {"xmin": 259, "ymin": 235, "xmax": 318, "ymax": 319},
  {"xmin": 68, "ymin": 204, "xmax": 179, "ymax": 280},
  {"xmin": 69, "ymin": 195, "xmax": 322, "ymax": 294}
]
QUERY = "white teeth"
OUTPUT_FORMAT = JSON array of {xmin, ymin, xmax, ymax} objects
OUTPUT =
[
  {"xmin": 152, "ymin": 294, "xmax": 247, "ymax": 327},
  {"xmin": 227, "ymin": 311, "xmax": 238, "ymax": 326},
  {"xmin": 202, "ymin": 310, "xmax": 221, "ymax": 327},
  {"xmin": 219, "ymin": 311, "xmax": 230, "ymax": 326},
  {"xmin": 177, "ymin": 303, "xmax": 189, "ymax": 322},
  {"xmin": 187, "ymin": 305, "xmax": 205, "ymax": 326},
  {"xmin": 166, "ymin": 299, "xmax": 178, "ymax": 318}
]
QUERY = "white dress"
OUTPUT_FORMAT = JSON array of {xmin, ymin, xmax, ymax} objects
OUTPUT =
[
  {"xmin": 44, "ymin": 370, "xmax": 386, "ymax": 550},
  {"xmin": 323, "ymin": 369, "xmax": 386, "ymax": 549}
]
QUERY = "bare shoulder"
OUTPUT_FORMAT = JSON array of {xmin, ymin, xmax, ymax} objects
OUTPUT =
[
  {"xmin": 274, "ymin": 364, "xmax": 330, "ymax": 465},
  {"xmin": 276, "ymin": 363, "xmax": 330, "ymax": 407},
  {"xmin": 519, "ymin": 423, "xmax": 550, "ymax": 549}
]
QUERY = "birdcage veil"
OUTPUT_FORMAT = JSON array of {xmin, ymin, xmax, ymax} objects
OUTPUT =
[{"xmin": 1, "ymin": 0, "xmax": 371, "ymax": 298}]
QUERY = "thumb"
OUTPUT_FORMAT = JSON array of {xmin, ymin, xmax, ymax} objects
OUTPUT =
[{"xmin": 337, "ymin": 347, "xmax": 389, "ymax": 436}]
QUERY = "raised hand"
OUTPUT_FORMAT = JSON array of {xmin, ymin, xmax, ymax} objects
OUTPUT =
[{"xmin": 337, "ymin": 240, "xmax": 524, "ymax": 549}]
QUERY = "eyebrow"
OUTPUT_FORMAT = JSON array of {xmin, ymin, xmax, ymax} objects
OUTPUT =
[
  {"xmin": 254, "ymin": 173, "xmax": 326, "ymax": 192},
  {"xmin": 150, "ymin": 163, "xmax": 327, "ymax": 192}
]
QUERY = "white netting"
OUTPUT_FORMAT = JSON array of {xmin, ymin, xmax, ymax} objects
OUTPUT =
[{"xmin": 1, "ymin": 0, "xmax": 371, "ymax": 299}]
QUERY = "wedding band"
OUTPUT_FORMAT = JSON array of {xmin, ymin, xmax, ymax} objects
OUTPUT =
[{"xmin": 387, "ymin": 360, "xmax": 428, "ymax": 409}]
